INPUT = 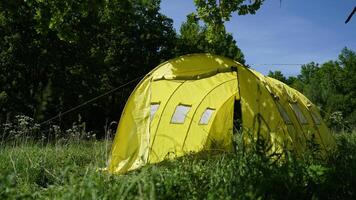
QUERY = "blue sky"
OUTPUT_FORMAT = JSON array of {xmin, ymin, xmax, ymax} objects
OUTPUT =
[{"xmin": 160, "ymin": 0, "xmax": 356, "ymax": 76}]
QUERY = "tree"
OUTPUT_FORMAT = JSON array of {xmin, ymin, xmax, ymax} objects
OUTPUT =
[
  {"xmin": 338, "ymin": 48, "xmax": 356, "ymax": 128},
  {"xmin": 193, "ymin": 0, "xmax": 264, "ymax": 42},
  {"xmin": 175, "ymin": 14, "xmax": 245, "ymax": 64},
  {"xmin": 267, "ymin": 70, "xmax": 287, "ymax": 83},
  {"xmin": 0, "ymin": 0, "xmax": 177, "ymax": 132},
  {"xmin": 284, "ymin": 48, "xmax": 356, "ymax": 131}
]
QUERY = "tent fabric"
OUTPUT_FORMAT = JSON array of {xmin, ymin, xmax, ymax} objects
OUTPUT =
[{"xmin": 107, "ymin": 54, "xmax": 336, "ymax": 174}]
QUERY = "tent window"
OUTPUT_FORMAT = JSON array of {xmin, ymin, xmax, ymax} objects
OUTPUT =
[
  {"xmin": 150, "ymin": 103, "xmax": 160, "ymax": 120},
  {"xmin": 290, "ymin": 103, "xmax": 308, "ymax": 124},
  {"xmin": 310, "ymin": 111, "xmax": 322, "ymax": 125},
  {"xmin": 199, "ymin": 108, "xmax": 215, "ymax": 125},
  {"xmin": 171, "ymin": 104, "xmax": 191, "ymax": 124},
  {"xmin": 276, "ymin": 101, "xmax": 292, "ymax": 124}
]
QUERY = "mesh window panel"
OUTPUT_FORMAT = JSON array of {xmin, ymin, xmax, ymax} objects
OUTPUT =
[
  {"xmin": 276, "ymin": 101, "xmax": 292, "ymax": 124},
  {"xmin": 199, "ymin": 108, "xmax": 215, "ymax": 125},
  {"xmin": 290, "ymin": 103, "xmax": 308, "ymax": 124},
  {"xmin": 171, "ymin": 105, "xmax": 191, "ymax": 124},
  {"xmin": 150, "ymin": 103, "xmax": 160, "ymax": 120},
  {"xmin": 310, "ymin": 111, "xmax": 321, "ymax": 125}
]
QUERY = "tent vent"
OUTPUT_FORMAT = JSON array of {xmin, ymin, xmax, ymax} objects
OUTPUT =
[
  {"xmin": 276, "ymin": 101, "xmax": 292, "ymax": 124},
  {"xmin": 290, "ymin": 103, "xmax": 308, "ymax": 124},
  {"xmin": 150, "ymin": 103, "xmax": 160, "ymax": 120},
  {"xmin": 199, "ymin": 108, "xmax": 215, "ymax": 125},
  {"xmin": 171, "ymin": 104, "xmax": 191, "ymax": 124},
  {"xmin": 310, "ymin": 111, "xmax": 321, "ymax": 125}
]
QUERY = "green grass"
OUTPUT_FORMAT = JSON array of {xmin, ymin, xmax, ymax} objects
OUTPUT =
[{"xmin": 1, "ymin": 132, "xmax": 356, "ymax": 200}]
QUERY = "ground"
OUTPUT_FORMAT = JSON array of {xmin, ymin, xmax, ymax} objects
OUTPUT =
[{"xmin": 0, "ymin": 132, "xmax": 355, "ymax": 199}]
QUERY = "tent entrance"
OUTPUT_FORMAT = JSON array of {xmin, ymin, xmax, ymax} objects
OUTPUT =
[{"xmin": 233, "ymin": 100, "xmax": 242, "ymax": 134}]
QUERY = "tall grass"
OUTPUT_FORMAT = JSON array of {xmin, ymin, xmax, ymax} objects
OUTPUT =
[{"xmin": 0, "ymin": 132, "xmax": 355, "ymax": 199}]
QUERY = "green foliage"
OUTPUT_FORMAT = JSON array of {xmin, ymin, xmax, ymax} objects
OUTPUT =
[
  {"xmin": 0, "ymin": 131, "xmax": 355, "ymax": 199},
  {"xmin": 2, "ymin": 115, "xmax": 41, "ymax": 143},
  {"xmin": 193, "ymin": 0, "xmax": 264, "ymax": 42},
  {"xmin": 0, "ymin": 0, "xmax": 176, "ymax": 132},
  {"xmin": 176, "ymin": 13, "xmax": 245, "ymax": 64},
  {"xmin": 269, "ymin": 48, "xmax": 356, "ymax": 131},
  {"xmin": 1, "ymin": 115, "xmax": 99, "ymax": 146},
  {"xmin": 0, "ymin": 0, "xmax": 250, "ymax": 134},
  {"xmin": 267, "ymin": 70, "xmax": 287, "ymax": 83}
]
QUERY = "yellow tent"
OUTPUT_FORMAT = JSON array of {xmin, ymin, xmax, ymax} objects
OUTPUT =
[{"xmin": 107, "ymin": 54, "xmax": 335, "ymax": 173}]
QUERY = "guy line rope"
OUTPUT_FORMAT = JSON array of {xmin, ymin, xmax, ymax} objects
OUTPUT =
[
  {"xmin": 39, "ymin": 63, "xmax": 306, "ymax": 126},
  {"xmin": 39, "ymin": 74, "xmax": 146, "ymax": 126}
]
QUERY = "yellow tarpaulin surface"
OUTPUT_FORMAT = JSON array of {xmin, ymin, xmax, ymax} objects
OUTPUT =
[{"xmin": 108, "ymin": 54, "xmax": 336, "ymax": 173}]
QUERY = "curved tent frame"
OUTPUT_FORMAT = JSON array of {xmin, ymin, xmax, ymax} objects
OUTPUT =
[{"xmin": 107, "ymin": 54, "xmax": 335, "ymax": 173}]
